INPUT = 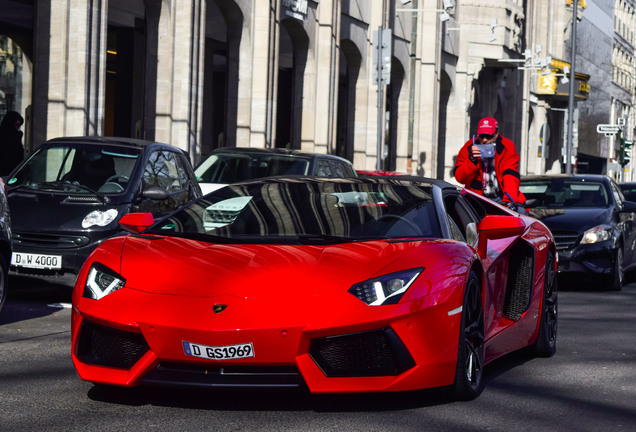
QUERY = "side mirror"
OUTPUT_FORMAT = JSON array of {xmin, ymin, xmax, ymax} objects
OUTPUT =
[
  {"xmin": 477, "ymin": 215, "xmax": 525, "ymax": 257},
  {"xmin": 524, "ymin": 198, "xmax": 540, "ymax": 208},
  {"xmin": 119, "ymin": 212, "xmax": 155, "ymax": 233},
  {"xmin": 620, "ymin": 200, "xmax": 636, "ymax": 213},
  {"xmin": 142, "ymin": 186, "xmax": 170, "ymax": 201}
]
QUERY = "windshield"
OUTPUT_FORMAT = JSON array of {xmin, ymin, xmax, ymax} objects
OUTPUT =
[
  {"xmin": 147, "ymin": 180, "xmax": 441, "ymax": 244},
  {"xmin": 195, "ymin": 152, "xmax": 311, "ymax": 184},
  {"xmin": 7, "ymin": 144, "xmax": 141, "ymax": 195},
  {"xmin": 520, "ymin": 179, "xmax": 609, "ymax": 208}
]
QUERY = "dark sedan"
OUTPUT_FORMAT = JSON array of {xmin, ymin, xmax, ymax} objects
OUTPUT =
[
  {"xmin": 5, "ymin": 137, "xmax": 201, "ymax": 278},
  {"xmin": 520, "ymin": 174, "xmax": 636, "ymax": 290}
]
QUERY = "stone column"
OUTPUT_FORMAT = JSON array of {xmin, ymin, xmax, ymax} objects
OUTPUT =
[
  {"xmin": 359, "ymin": 2, "xmax": 385, "ymax": 170},
  {"xmin": 34, "ymin": 0, "xmax": 107, "ymax": 141},
  {"xmin": 235, "ymin": 0, "xmax": 279, "ymax": 148},
  {"xmin": 445, "ymin": 65, "xmax": 479, "ymax": 183},
  {"xmin": 309, "ymin": 0, "xmax": 339, "ymax": 154},
  {"xmin": 528, "ymin": 102, "xmax": 551, "ymax": 175},
  {"xmin": 143, "ymin": 1, "xmax": 162, "ymax": 142},
  {"xmin": 223, "ymin": 13, "xmax": 243, "ymax": 149},
  {"xmin": 154, "ymin": 0, "xmax": 206, "ymax": 161}
]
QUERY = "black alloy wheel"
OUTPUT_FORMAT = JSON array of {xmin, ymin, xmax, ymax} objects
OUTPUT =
[
  {"xmin": 609, "ymin": 247, "xmax": 623, "ymax": 291},
  {"xmin": 533, "ymin": 249, "xmax": 558, "ymax": 357},
  {"xmin": 452, "ymin": 270, "xmax": 485, "ymax": 400}
]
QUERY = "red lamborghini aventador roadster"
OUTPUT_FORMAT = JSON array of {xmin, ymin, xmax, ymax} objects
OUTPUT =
[{"xmin": 71, "ymin": 176, "xmax": 557, "ymax": 400}]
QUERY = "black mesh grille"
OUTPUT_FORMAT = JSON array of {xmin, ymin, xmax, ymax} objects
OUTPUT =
[
  {"xmin": 309, "ymin": 328, "xmax": 415, "ymax": 377},
  {"xmin": 13, "ymin": 231, "xmax": 90, "ymax": 249},
  {"xmin": 76, "ymin": 320, "xmax": 149, "ymax": 369},
  {"xmin": 552, "ymin": 231, "xmax": 580, "ymax": 251},
  {"xmin": 63, "ymin": 196, "xmax": 103, "ymax": 203}
]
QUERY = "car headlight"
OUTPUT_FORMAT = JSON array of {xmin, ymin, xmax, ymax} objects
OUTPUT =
[
  {"xmin": 83, "ymin": 263, "xmax": 126, "ymax": 300},
  {"xmin": 580, "ymin": 224, "xmax": 612, "ymax": 244},
  {"xmin": 348, "ymin": 268, "xmax": 423, "ymax": 306},
  {"xmin": 82, "ymin": 209, "xmax": 119, "ymax": 228}
]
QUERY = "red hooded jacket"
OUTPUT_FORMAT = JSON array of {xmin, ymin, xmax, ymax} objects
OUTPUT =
[{"xmin": 454, "ymin": 134, "xmax": 526, "ymax": 204}]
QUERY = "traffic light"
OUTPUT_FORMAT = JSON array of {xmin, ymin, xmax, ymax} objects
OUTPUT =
[
  {"xmin": 620, "ymin": 137, "xmax": 633, "ymax": 166},
  {"xmin": 624, "ymin": 140, "xmax": 633, "ymax": 166}
]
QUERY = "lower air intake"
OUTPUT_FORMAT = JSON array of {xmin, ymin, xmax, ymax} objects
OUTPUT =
[
  {"xmin": 76, "ymin": 320, "xmax": 149, "ymax": 369},
  {"xmin": 309, "ymin": 328, "xmax": 415, "ymax": 377}
]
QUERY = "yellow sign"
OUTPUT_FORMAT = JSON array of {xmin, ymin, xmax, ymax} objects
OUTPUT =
[
  {"xmin": 535, "ymin": 58, "xmax": 590, "ymax": 100},
  {"xmin": 565, "ymin": 0, "xmax": 587, "ymax": 8},
  {"xmin": 537, "ymin": 75, "xmax": 557, "ymax": 95}
]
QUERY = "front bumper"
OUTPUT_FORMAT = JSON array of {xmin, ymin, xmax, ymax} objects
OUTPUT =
[
  {"xmin": 71, "ymin": 287, "xmax": 463, "ymax": 394},
  {"xmin": 10, "ymin": 230, "xmax": 116, "ymax": 276},
  {"xmin": 556, "ymin": 240, "xmax": 616, "ymax": 275}
]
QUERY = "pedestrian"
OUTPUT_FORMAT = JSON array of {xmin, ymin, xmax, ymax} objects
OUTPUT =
[
  {"xmin": 454, "ymin": 116, "xmax": 526, "ymax": 211},
  {"xmin": 0, "ymin": 110, "xmax": 25, "ymax": 176}
]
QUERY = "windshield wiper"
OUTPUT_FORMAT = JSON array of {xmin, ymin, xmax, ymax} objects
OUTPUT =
[
  {"xmin": 37, "ymin": 181, "xmax": 110, "ymax": 203},
  {"xmin": 6, "ymin": 183, "xmax": 35, "ymax": 193}
]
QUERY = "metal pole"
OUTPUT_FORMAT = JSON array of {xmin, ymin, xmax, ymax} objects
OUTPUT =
[
  {"xmin": 566, "ymin": 0, "xmax": 578, "ymax": 174},
  {"xmin": 377, "ymin": 26, "xmax": 384, "ymax": 171},
  {"xmin": 406, "ymin": 0, "xmax": 418, "ymax": 173}
]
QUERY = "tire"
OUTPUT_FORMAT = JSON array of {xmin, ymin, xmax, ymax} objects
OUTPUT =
[
  {"xmin": 452, "ymin": 271, "xmax": 485, "ymax": 401},
  {"xmin": 533, "ymin": 250, "xmax": 558, "ymax": 358},
  {"xmin": 0, "ymin": 254, "xmax": 7, "ymax": 315},
  {"xmin": 608, "ymin": 247, "xmax": 623, "ymax": 291}
]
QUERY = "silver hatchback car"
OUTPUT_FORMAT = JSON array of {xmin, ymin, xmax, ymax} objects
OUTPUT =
[{"xmin": 195, "ymin": 147, "xmax": 357, "ymax": 195}]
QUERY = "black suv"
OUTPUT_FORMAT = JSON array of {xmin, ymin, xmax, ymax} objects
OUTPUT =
[
  {"xmin": 6, "ymin": 137, "xmax": 201, "ymax": 277},
  {"xmin": 195, "ymin": 147, "xmax": 357, "ymax": 194}
]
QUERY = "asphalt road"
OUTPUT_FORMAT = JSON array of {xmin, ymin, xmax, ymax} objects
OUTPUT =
[{"xmin": 1, "ymin": 274, "xmax": 635, "ymax": 432}]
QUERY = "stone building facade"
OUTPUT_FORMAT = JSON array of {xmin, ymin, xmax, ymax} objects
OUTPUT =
[
  {"xmin": 575, "ymin": 0, "xmax": 635, "ymax": 180},
  {"xmin": 0, "ymin": 0, "xmax": 618, "ymax": 183}
]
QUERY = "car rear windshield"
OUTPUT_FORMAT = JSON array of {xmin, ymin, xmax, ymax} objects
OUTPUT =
[
  {"xmin": 195, "ymin": 152, "xmax": 311, "ymax": 183},
  {"xmin": 147, "ymin": 180, "xmax": 441, "ymax": 244},
  {"xmin": 520, "ymin": 180, "xmax": 609, "ymax": 208},
  {"xmin": 7, "ymin": 144, "xmax": 141, "ymax": 195}
]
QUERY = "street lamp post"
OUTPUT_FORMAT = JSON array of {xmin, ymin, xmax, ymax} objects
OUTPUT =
[{"xmin": 566, "ymin": 0, "xmax": 578, "ymax": 174}]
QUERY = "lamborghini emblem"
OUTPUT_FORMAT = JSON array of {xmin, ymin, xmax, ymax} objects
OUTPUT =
[{"xmin": 213, "ymin": 304, "xmax": 228, "ymax": 314}]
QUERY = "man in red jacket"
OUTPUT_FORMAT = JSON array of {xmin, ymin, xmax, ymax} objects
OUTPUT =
[{"xmin": 454, "ymin": 117, "xmax": 526, "ymax": 210}]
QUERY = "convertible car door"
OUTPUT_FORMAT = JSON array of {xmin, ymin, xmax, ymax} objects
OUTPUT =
[
  {"xmin": 445, "ymin": 194, "xmax": 505, "ymax": 339},
  {"xmin": 451, "ymin": 193, "xmax": 528, "ymax": 341}
]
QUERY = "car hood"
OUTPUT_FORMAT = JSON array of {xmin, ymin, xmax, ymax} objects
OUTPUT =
[
  {"xmin": 119, "ymin": 235, "xmax": 444, "ymax": 298},
  {"xmin": 8, "ymin": 191, "xmax": 126, "ymax": 233},
  {"xmin": 527, "ymin": 207, "xmax": 611, "ymax": 233}
]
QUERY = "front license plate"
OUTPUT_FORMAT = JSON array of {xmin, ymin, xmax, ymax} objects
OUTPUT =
[
  {"xmin": 11, "ymin": 252, "xmax": 62, "ymax": 270},
  {"xmin": 182, "ymin": 341, "xmax": 255, "ymax": 360}
]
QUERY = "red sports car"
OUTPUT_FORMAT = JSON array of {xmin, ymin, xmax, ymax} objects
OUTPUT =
[{"xmin": 71, "ymin": 176, "xmax": 557, "ymax": 400}]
